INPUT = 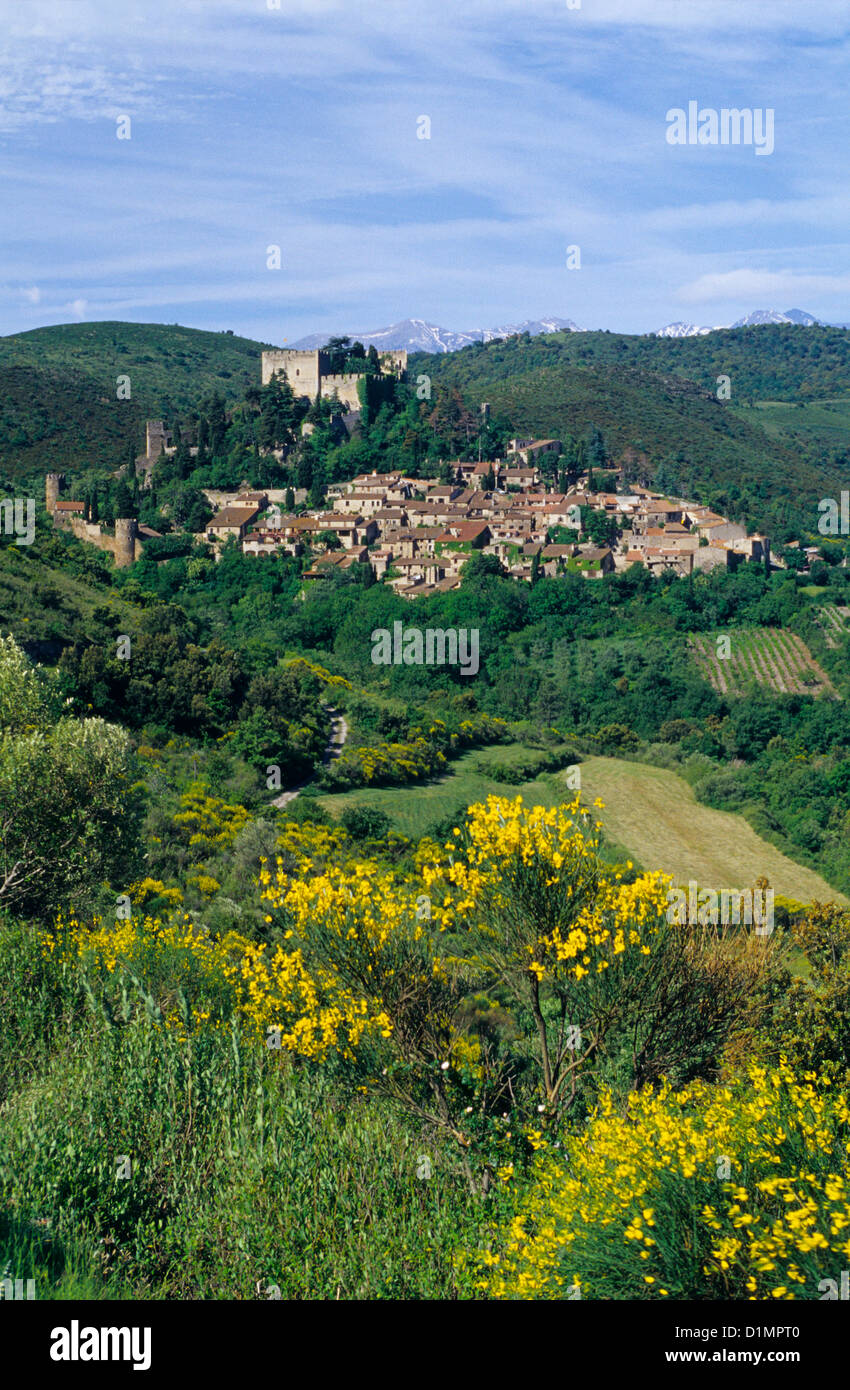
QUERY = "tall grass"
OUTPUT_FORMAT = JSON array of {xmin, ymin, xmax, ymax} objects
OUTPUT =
[{"xmin": 0, "ymin": 919, "xmax": 501, "ymax": 1299}]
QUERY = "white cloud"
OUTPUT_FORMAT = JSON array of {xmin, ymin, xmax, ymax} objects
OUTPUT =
[
  {"xmin": 554, "ymin": 0, "xmax": 850, "ymax": 30},
  {"xmin": 678, "ymin": 269, "xmax": 850, "ymax": 304},
  {"xmin": 3, "ymin": 0, "xmax": 847, "ymax": 30}
]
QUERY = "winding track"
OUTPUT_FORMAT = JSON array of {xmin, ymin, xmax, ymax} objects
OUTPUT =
[{"xmin": 271, "ymin": 708, "xmax": 348, "ymax": 810}]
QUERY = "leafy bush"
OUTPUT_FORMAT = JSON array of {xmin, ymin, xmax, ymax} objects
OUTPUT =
[
  {"xmin": 340, "ymin": 806, "xmax": 391, "ymax": 841},
  {"xmin": 482, "ymin": 1063, "xmax": 850, "ymax": 1301},
  {"xmin": 0, "ymin": 636, "xmax": 143, "ymax": 918},
  {"xmin": 595, "ymin": 724, "xmax": 640, "ymax": 754},
  {"xmin": 473, "ymin": 748, "xmax": 578, "ymax": 784}
]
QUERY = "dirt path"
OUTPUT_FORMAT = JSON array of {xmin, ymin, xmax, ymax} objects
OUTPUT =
[{"xmin": 271, "ymin": 708, "xmax": 348, "ymax": 810}]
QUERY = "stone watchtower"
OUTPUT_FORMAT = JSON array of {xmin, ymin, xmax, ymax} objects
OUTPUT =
[
  {"xmin": 114, "ymin": 518, "xmax": 137, "ymax": 568},
  {"xmin": 45, "ymin": 472, "xmax": 63, "ymax": 512},
  {"xmin": 145, "ymin": 420, "xmax": 171, "ymax": 459}
]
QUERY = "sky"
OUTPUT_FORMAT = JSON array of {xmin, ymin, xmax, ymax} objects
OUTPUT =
[{"xmin": 1, "ymin": 0, "xmax": 850, "ymax": 343}]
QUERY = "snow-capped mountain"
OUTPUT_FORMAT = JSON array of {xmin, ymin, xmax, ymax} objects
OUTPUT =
[
  {"xmin": 477, "ymin": 316, "xmax": 583, "ymax": 342},
  {"xmin": 655, "ymin": 308, "xmax": 823, "ymax": 336},
  {"xmin": 730, "ymin": 308, "xmax": 822, "ymax": 328},
  {"xmin": 654, "ymin": 322, "xmax": 716, "ymax": 338},
  {"xmin": 290, "ymin": 319, "xmax": 474, "ymax": 353},
  {"xmin": 289, "ymin": 316, "xmax": 583, "ymax": 353},
  {"xmin": 290, "ymin": 308, "xmax": 829, "ymax": 353}
]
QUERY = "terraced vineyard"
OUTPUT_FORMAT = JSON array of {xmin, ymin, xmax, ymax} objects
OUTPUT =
[
  {"xmin": 690, "ymin": 627, "xmax": 837, "ymax": 698},
  {"xmin": 815, "ymin": 603, "xmax": 850, "ymax": 649}
]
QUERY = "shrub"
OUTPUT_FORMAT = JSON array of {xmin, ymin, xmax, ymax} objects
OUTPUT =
[
  {"xmin": 595, "ymin": 723, "xmax": 640, "ymax": 754},
  {"xmin": 340, "ymin": 806, "xmax": 391, "ymax": 841},
  {"xmin": 0, "ymin": 636, "xmax": 146, "ymax": 918},
  {"xmin": 659, "ymin": 718, "xmax": 695, "ymax": 743},
  {"xmin": 480, "ymin": 1062, "xmax": 850, "ymax": 1301}
]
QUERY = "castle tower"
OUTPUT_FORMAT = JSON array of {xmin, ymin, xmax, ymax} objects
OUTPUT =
[
  {"xmin": 45, "ymin": 472, "xmax": 63, "ymax": 513},
  {"xmin": 260, "ymin": 348, "xmax": 322, "ymax": 395},
  {"xmin": 145, "ymin": 420, "xmax": 171, "ymax": 459},
  {"xmin": 114, "ymin": 517, "xmax": 137, "ymax": 568}
]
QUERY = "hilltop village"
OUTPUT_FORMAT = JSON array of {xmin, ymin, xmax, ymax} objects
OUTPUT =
[
  {"xmin": 200, "ymin": 464, "xmax": 771, "ymax": 599},
  {"xmin": 206, "ymin": 346, "xmax": 770, "ymax": 596},
  {"xmin": 44, "ymin": 344, "xmax": 771, "ymax": 592}
]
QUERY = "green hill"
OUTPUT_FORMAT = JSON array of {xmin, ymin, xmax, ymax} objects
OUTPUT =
[
  {"xmin": 414, "ymin": 325, "xmax": 850, "ymax": 537},
  {"xmin": 0, "ymin": 321, "xmax": 272, "ymax": 480},
  {"xmin": 0, "ymin": 526, "xmax": 148, "ymax": 650},
  {"xmin": 416, "ymin": 323, "xmax": 850, "ymax": 405}
]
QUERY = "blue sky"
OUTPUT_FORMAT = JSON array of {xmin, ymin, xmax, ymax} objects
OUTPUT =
[{"xmin": 1, "ymin": 0, "xmax": 849, "ymax": 342}]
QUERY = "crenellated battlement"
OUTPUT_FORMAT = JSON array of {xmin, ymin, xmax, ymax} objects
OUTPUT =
[{"xmin": 260, "ymin": 347, "xmax": 407, "ymax": 405}]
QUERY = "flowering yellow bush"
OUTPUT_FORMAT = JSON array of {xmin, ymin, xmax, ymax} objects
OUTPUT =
[
  {"xmin": 327, "ymin": 737, "xmax": 446, "ymax": 787},
  {"xmin": 262, "ymin": 852, "xmax": 417, "ymax": 949},
  {"xmin": 482, "ymin": 1061, "xmax": 850, "ymax": 1300},
  {"xmin": 226, "ymin": 931, "xmax": 391, "ymax": 1057},
  {"xmin": 130, "ymin": 877, "xmax": 183, "ymax": 907},
  {"xmin": 260, "ymin": 849, "xmax": 442, "ymax": 1018},
  {"xmin": 259, "ymin": 836, "xmax": 475, "ymax": 1144},
  {"xmin": 258, "ymin": 795, "xmax": 678, "ymax": 1129},
  {"xmin": 283, "ymin": 656, "xmax": 352, "ymax": 689},
  {"xmin": 420, "ymin": 794, "xmax": 670, "ymax": 984},
  {"xmin": 187, "ymin": 873, "xmax": 221, "ymax": 898},
  {"xmin": 44, "ymin": 912, "xmax": 389, "ymax": 1060},
  {"xmin": 275, "ymin": 819, "xmax": 351, "ymax": 870},
  {"xmin": 414, "ymin": 796, "xmax": 675, "ymax": 1112},
  {"xmin": 172, "ymin": 784, "xmax": 249, "ymax": 853}
]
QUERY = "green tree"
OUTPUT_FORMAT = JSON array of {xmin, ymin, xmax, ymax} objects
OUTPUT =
[
  {"xmin": 0, "ymin": 636, "xmax": 143, "ymax": 918},
  {"xmin": 113, "ymin": 478, "xmax": 135, "ymax": 518}
]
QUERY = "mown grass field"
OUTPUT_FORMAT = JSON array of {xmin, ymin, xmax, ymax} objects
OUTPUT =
[
  {"xmin": 316, "ymin": 743, "xmax": 844, "ymax": 901},
  {"xmin": 316, "ymin": 743, "xmax": 628, "ymax": 862},
  {"xmin": 576, "ymin": 756, "xmax": 846, "ymax": 903},
  {"xmin": 690, "ymin": 627, "xmax": 836, "ymax": 698}
]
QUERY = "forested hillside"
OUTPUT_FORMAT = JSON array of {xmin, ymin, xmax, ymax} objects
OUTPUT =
[
  {"xmin": 414, "ymin": 324, "xmax": 850, "ymax": 537},
  {"xmin": 0, "ymin": 322, "xmax": 271, "ymax": 478},
  {"xmin": 3, "ymin": 320, "xmax": 850, "ymax": 542},
  {"xmin": 417, "ymin": 323, "xmax": 850, "ymax": 403}
]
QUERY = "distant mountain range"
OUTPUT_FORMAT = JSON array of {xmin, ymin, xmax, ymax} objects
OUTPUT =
[
  {"xmin": 289, "ymin": 317, "xmax": 583, "ymax": 353},
  {"xmin": 655, "ymin": 309, "xmax": 824, "ymax": 337},
  {"xmin": 654, "ymin": 322, "xmax": 717, "ymax": 339},
  {"xmin": 288, "ymin": 308, "xmax": 839, "ymax": 354}
]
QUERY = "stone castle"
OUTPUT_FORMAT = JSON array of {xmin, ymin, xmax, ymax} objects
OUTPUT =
[
  {"xmin": 45, "ymin": 472, "xmax": 139, "ymax": 568},
  {"xmin": 260, "ymin": 347, "xmax": 407, "ymax": 412}
]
